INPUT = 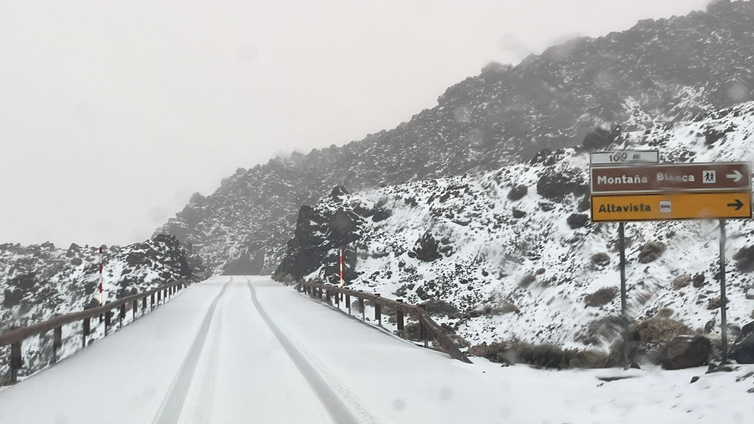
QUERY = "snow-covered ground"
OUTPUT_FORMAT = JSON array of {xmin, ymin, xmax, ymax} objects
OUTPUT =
[
  {"xmin": 0, "ymin": 276, "xmax": 752, "ymax": 424},
  {"xmin": 299, "ymin": 101, "xmax": 754, "ymax": 349}
]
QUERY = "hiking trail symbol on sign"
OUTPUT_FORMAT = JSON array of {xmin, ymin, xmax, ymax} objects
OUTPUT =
[{"xmin": 590, "ymin": 162, "xmax": 751, "ymax": 195}]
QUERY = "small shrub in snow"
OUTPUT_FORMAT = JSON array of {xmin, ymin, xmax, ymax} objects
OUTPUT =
[
  {"xmin": 630, "ymin": 318, "xmax": 691, "ymax": 343},
  {"xmin": 519, "ymin": 273, "xmax": 536, "ymax": 288},
  {"xmin": 672, "ymin": 274, "xmax": 691, "ymax": 290},
  {"xmin": 468, "ymin": 341, "xmax": 607, "ymax": 369},
  {"xmin": 655, "ymin": 308, "xmax": 675, "ymax": 318},
  {"xmin": 448, "ymin": 334, "xmax": 470, "ymax": 349},
  {"xmin": 638, "ymin": 242, "xmax": 666, "ymax": 263},
  {"xmin": 425, "ymin": 299, "xmax": 459, "ymax": 317},
  {"xmin": 707, "ymin": 296, "xmax": 721, "ymax": 310},
  {"xmin": 590, "ymin": 253, "xmax": 610, "ymax": 268},
  {"xmin": 381, "ymin": 306, "xmax": 397, "ymax": 316},
  {"xmin": 403, "ymin": 322, "xmax": 422, "ymax": 341},
  {"xmin": 584, "ymin": 287, "xmax": 618, "ymax": 307}
]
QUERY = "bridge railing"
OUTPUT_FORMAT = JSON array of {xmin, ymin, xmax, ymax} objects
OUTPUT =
[
  {"xmin": 298, "ymin": 280, "xmax": 471, "ymax": 364},
  {"xmin": 0, "ymin": 278, "xmax": 193, "ymax": 384}
]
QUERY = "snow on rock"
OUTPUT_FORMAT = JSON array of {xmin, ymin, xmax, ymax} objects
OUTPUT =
[
  {"xmin": 159, "ymin": 1, "xmax": 754, "ymax": 274},
  {"xmin": 0, "ymin": 234, "xmax": 198, "ymax": 379},
  {"xmin": 278, "ymin": 100, "xmax": 754, "ymax": 354}
]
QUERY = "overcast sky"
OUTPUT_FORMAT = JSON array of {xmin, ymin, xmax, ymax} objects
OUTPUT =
[{"xmin": 0, "ymin": 0, "xmax": 711, "ymax": 248}]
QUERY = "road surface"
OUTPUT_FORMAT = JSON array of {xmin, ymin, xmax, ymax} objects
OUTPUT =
[{"xmin": 1, "ymin": 276, "xmax": 753, "ymax": 424}]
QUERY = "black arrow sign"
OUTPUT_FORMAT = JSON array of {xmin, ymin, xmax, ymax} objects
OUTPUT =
[{"xmin": 727, "ymin": 199, "xmax": 744, "ymax": 211}]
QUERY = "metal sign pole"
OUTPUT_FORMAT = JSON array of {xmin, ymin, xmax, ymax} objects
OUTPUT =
[
  {"xmin": 619, "ymin": 222, "xmax": 629, "ymax": 370},
  {"xmin": 719, "ymin": 219, "xmax": 728, "ymax": 362}
]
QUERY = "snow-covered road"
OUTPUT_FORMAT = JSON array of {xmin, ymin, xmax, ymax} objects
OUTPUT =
[{"xmin": 1, "ymin": 276, "xmax": 753, "ymax": 424}]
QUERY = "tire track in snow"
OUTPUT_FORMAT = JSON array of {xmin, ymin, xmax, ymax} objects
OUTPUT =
[
  {"xmin": 151, "ymin": 278, "xmax": 231, "ymax": 424},
  {"xmin": 189, "ymin": 283, "xmax": 225, "ymax": 424},
  {"xmin": 244, "ymin": 277, "xmax": 360, "ymax": 424}
]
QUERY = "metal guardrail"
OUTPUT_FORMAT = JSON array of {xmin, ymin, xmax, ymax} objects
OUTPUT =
[
  {"xmin": 0, "ymin": 278, "xmax": 192, "ymax": 384},
  {"xmin": 298, "ymin": 280, "xmax": 471, "ymax": 364}
]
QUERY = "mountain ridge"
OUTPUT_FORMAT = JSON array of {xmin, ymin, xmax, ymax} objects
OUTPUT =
[{"xmin": 158, "ymin": 0, "xmax": 754, "ymax": 274}]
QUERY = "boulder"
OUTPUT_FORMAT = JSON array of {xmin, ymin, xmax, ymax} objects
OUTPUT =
[
  {"xmin": 330, "ymin": 185, "xmax": 349, "ymax": 199},
  {"xmin": 733, "ymin": 245, "xmax": 754, "ymax": 272},
  {"xmin": 660, "ymin": 335, "xmax": 711, "ymax": 370},
  {"xmin": 582, "ymin": 125, "xmax": 621, "ymax": 150},
  {"xmin": 512, "ymin": 208, "xmax": 527, "ymax": 219},
  {"xmin": 638, "ymin": 242, "xmax": 666, "ymax": 263},
  {"xmin": 66, "ymin": 243, "xmax": 81, "ymax": 257},
  {"xmin": 536, "ymin": 174, "xmax": 578, "ymax": 200},
  {"xmin": 730, "ymin": 321, "xmax": 754, "ymax": 364},
  {"xmin": 507, "ymin": 185, "xmax": 528, "ymax": 201},
  {"xmin": 567, "ymin": 213, "xmax": 589, "ymax": 229},
  {"xmin": 412, "ymin": 231, "xmax": 442, "ymax": 262},
  {"xmin": 590, "ymin": 253, "xmax": 610, "ymax": 268}
]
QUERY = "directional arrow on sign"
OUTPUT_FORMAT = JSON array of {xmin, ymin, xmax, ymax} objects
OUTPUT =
[
  {"xmin": 726, "ymin": 170, "xmax": 744, "ymax": 182},
  {"xmin": 727, "ymin": 199, "xmax": 744, "ymax": 210}
]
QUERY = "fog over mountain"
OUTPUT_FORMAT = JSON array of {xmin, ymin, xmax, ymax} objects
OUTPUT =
[{"xmin": 159, "ymin": 0, "xmax": 754, "ymax": 275}]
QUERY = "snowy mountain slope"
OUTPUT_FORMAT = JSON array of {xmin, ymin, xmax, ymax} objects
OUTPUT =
[
  {"xmin": 159, "ymin": 0, "xmax": 754, "ymax": 273},
  {"xmin": 277, "ymin": 100, "xmax": 754, "ymax": 351},
  {"xmin": 0, "ymin": 234, "xmax": 199, "ymax": 381},
  {"xmin": 0, "ymin": 234, "xmax": 195, "ymax": 333}
]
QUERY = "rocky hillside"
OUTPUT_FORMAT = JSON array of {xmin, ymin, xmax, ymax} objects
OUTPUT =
[
  {"xmin": 0, "ymin": 234, "xmax": 196, "ymax": 334},
  {"xmin": 160, "ymin": 0, "xmax": 754, "ymax": 273},
  {"xmin": 275, "ymin": 100, "xmax": 754, "ymax": 356}
]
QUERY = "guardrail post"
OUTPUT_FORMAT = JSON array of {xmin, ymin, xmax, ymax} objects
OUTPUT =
[
  {"xmin": 50, "ymin": 326, "xmax": 62, "ymax": 364},
  {"xmin": 419, "ymin": 303, "xmax": 428, "ymax": 347},
  {"xmin": 158, "ymin": 290, "xmax": 162, "ymax": 305},
  {"xmin": 151, "ymin": 293, "xmax": 155, "ymax": 309},
  {"xmin": 359, "ymin": 297, "xmax": 365, "ymax": 321},
  {"xmin": 119, "ymin": 303, "xmax": 126, "ymax": 327},
  {"xmin": 335, "ymin": 290, "xmax": 340, "ymax": 308},
  {"xmin": 346, "ymin": 294, "xmax": 351, "ymax": 315},
  {"xmin": 10, "ymin": 342, "xmax": 23, "ymax": 384},
  {"xmin": 104, "ymin": 309, "xmax": 111, "ymax": 335},
  {"xmin": 374, "ymin": 294, "xmax": 382, "ymax": 326},
  {"xmin": 142, "ymin": 296, "xmax": 147, "ymax": 315},
  {"xmin": 397, "ymin": 299, "xmax": 405, "ymax": 338},
  {"xmin": 82, "ymin": 317, "xmax": 90, "ymax": 349},
  {"xmin": 133, "ymin": 299, "xmax": 138, "ymax": 320}
]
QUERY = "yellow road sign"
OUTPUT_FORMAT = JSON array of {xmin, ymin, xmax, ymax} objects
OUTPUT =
[{"xmin": 591, "ymin": 192, "xmax": 752, "ymax": 222}]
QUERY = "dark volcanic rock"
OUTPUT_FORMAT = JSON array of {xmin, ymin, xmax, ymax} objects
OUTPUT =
[
  {"xmin": 507, "ymin": 185, "xmax": 528, "ymax": 201},
  {"xmin": 567, "ymin": 213, "xmax": 589, "ymax": 229},
  {"xmin": 660, "ymin": 335, "xmax": 711, "ymax": 370},
  {"xmin": 731, "ymin": 320, "xmax": 754, "ymax": 364},
  {"xmin": 582, "ymin": 125, "xmax": 622, "ymax": 150},
  {"xmin": 412, "ymin": 232, "xmax": 442, "ymax": 262},
  {"xmin": 733, "ymin": 245, "xmax": 754, "ymax": 272},
  {"xmin": 222, "ymin": 249, "xmax": 265, "ymax": 275},
  {"xmin": 537, "ymin": 173, "xmax": 580, "ymax": 200},
  {"xmin": 274, "ymin": 201, "xmax": 363, "ymax": 282},
  {"xmin": 638, "ymin": 242, "xmax": 667, "ymax": 263},
  {"xmin": 158, "ymin": 1, "xmax": 754, "ymax": 272},
  {"xmin": 512, "ymin": 208, "xmax": 527, "ymax": 219}
]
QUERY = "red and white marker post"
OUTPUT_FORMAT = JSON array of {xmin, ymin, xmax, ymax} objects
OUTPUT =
[
  {"xmin": 339, "ymin": 246, "xmax": 344, "ymax": 287},
  {"xmin": 98, "ymin": 246, "xmax": 104, "ymax": 306}
]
